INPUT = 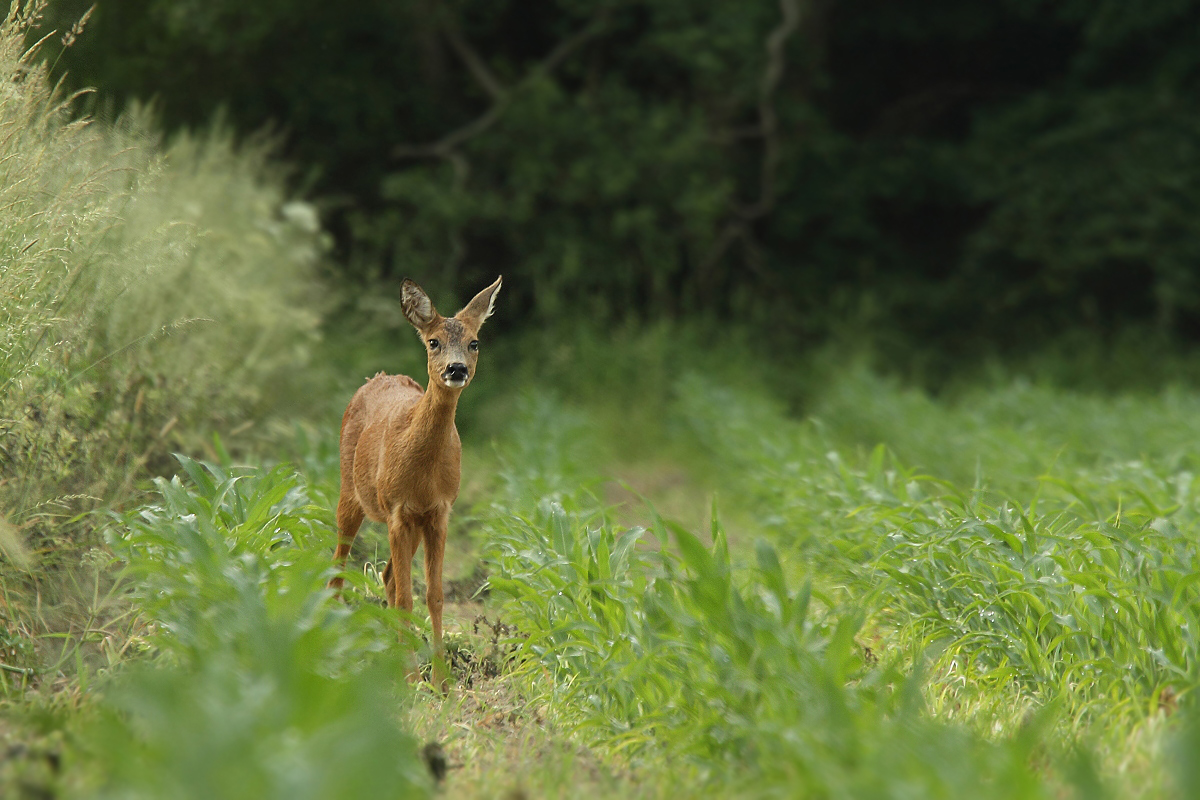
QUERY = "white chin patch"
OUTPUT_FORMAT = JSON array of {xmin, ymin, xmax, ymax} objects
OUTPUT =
[{"xmin": 443, "ymin": 377, "xmax": 467, "ymax": 388}]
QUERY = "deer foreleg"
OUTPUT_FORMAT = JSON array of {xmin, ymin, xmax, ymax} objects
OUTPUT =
[
  {"xmin": 387, "ymin": 511, "xmax": 419, "ymax": 613},
  {"xmin": 422, "ymin": 507, "xmax": 450, "ymax": 691},
  {"xmin": 388, "ymin": 510, "xmax": 421, "ymax": 682}
]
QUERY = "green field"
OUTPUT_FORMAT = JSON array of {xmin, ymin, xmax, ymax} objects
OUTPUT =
[{"xmin": 2, "ymin": 11, "xmax": 1199, "ymax": 799}]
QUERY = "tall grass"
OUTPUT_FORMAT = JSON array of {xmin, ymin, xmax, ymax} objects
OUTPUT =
[
  {"xmin": 0, "ymin": 3, "xmax": 330, "ymax": 728},
  {"xmin": 0, "ymin": 5, "xmax": 325, "ymax": 537}
]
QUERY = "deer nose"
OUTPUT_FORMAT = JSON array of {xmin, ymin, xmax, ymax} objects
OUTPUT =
[{"xmin": 444, "ymin": 363, "xmax": 469, "ymax": 382}]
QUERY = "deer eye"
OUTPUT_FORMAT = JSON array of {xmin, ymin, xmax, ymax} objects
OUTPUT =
[
  {"xmin": 428, "ymin": 339, "xmax": 440, "ymax": 350},
  {"xmin": 468, "ymin": 340, "xmax": 479, "ymax": 352}
]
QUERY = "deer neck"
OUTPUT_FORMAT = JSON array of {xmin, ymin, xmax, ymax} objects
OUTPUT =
[{"xmin": 408, "ymin": 379, "xmax": 460, "ymax": 450}]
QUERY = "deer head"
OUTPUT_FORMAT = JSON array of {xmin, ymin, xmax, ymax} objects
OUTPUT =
[{"xmin": 401, "ymin": 276, "xmax": 502, "ymax": 390}]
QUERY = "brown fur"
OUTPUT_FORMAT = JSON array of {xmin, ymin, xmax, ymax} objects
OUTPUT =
[{"xmin": 329, "ymin": 276, "xmax": 502, "ymax": 687}]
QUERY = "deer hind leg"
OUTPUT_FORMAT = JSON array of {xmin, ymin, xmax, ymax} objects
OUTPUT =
[
  {"xmin": 328, "ymin": 495, "xmax": 365, "ymax": 592},
  {"xmin": 422, "ymin": 505, "xmax": 450, "ymax": 690}
]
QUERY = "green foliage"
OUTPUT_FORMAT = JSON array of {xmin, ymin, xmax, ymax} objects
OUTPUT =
[
  {"xmin": 967, "ymin": 87, "xmax": 1200, "ymax": 329},
  {"xmin": 482, "ymin": 397, "xmax": 1082, "ymax": 796},
  {"xmin": 10, "ymin": 326, "xmax": 1200, "ymax": 795},
  {"xmin": 806, "ymin": 366, "xmax": 1200, "ymax": 493},
  {"xmin": 367, "ymin": 76, "xmax": 733, "ymax": 316},
  {"xmin": 669, "ymin": 371, "xmax": 1200, "ymax": 791},
  {"xmin": 83, "ymin": 655, "xmax": 422, "ymax": 800},
  {"xmin": 40, "ymin": 0, "xmax": 1200, "ymax": 348},
  {"xmin": 74, "ymin": 454, "xmax": 430, "ymax": 800},
  {"xmin": 0, "ymin": 8, "xmax": 326, "ymax": 535},
  {"xmin": 1174, "ymin": 705, "xmax": 1200, "ymax": 797},
  {"xmin": 456, "ymin": 367, "xmax": 1200, "ymax": 794}
]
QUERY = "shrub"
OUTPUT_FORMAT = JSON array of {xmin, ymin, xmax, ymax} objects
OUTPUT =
[{"xmin": 0, "ymin": 5, "xmax": 325, "ymax": 539}]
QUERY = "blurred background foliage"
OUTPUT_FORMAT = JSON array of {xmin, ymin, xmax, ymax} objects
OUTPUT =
[
  {"xmin": 32, "ymin": 0, "xmax": 1200, "ymax": 358},
  {"xmin": 0, "ymin": 4, "xmax": 324, "ymax": 547}
]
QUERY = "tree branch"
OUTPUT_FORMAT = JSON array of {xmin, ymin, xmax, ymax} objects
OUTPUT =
[
  {"xmin": 438, "ymin": 12, "xmax": 507, "ymax": 103},
  {"xmin": 741, "ymin": 0, "xmax": 802, "ymax": 221},
  {"xmin": 698, "ymin": 0, "xmax": 802, "ymax": 297},
  {"xmin": 535, "ymin": 7, "xmax": 613, "ymax": 78},
  {"xmin": 391, "ymin": 4, "xmax": 614, "ymax": 162}
]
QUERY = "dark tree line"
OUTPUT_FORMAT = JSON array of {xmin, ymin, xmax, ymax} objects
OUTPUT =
[{"xmin": 33, "ymin": 0, "xmax": 1200, "ymax": 351}]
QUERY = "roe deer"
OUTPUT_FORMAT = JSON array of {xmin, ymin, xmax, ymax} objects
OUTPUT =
[{"xmin": 329, "ymin": 276, "xmax": 502, "ymax": 686}]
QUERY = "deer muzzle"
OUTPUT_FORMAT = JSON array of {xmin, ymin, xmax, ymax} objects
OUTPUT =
[{"xmin": 442, "ymin": 363, "xmax": 469, "ymax": 387}]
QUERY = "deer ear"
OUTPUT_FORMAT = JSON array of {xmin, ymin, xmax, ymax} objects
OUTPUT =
[
  {"xmin": 401, "ymin": 279, "xmax": 438, "ymax": 329},
  {"xmin": 458, "ymin": 276, "xmax": 502, "ymax": 326}
]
